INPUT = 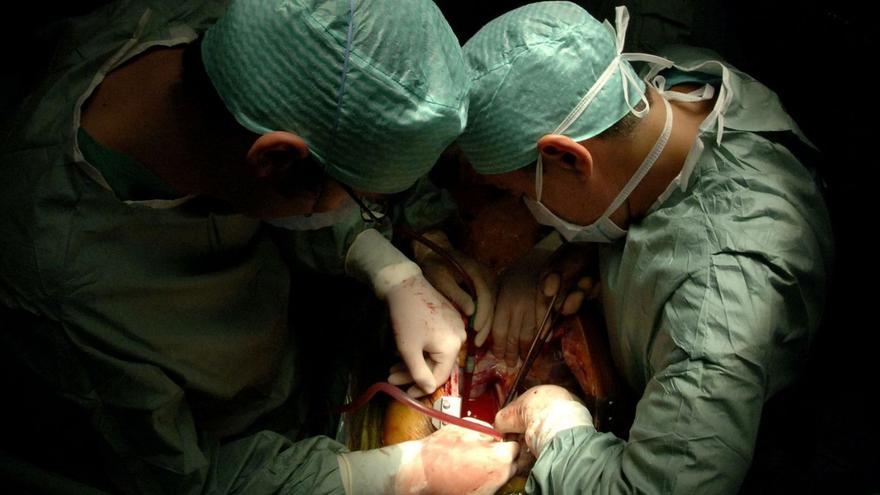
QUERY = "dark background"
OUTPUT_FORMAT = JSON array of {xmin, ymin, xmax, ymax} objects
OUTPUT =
[{"xmin": 1, "ymin": 1, "xmax": 875, "ymax": 493}]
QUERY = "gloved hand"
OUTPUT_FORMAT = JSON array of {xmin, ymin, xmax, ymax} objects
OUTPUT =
[
  {"xmin": 414, "ymin": 229, "xmax": 496, "ymax": 345},
  {"xmin": 337, "ymin": 422, "xmax": 519, "ymax": 495},
  {"xmin": 490, "ymin": 234, "xmax": 600, "ymax": 365},
  {"xmin": 538, "ymin": 240, "xmax": 601, "ymax": 317},
  {"xmin": 494, "ymin": 385, "xmax": 593, "ymax": 457},
  {"xmin": 490, "ymin": 245, "xmax": 554, "ymax": 366},
  {"xmin": 346, "ymin": 229, "xmax": 466, "ymax": 397},
  {"xmin": 386, "ymin": 273, "xmax": 466, "ymax": 396}
]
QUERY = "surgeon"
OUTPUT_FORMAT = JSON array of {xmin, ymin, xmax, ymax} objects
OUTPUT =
[
  {"xmin": 457, "ymin": 2, "xmax": 834, "ymax": 493},
  {"xmin": 0, "ymin": 0, "xmax": 516, "ymax": 493}
]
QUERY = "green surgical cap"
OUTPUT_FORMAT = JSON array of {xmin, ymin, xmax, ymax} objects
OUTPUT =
[
  {"xmin": 459, "ymin": 1, "xmax": 645, "ymax": 174},
  {"xmin": 202, "ymin": 0, "xmax": 468, "ymax": 194}
]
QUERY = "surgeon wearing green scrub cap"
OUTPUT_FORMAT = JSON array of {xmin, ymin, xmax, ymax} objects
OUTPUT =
[
  {"xmin": 0, "ymin": 0, "xmax": 519, "ymax": 493},
  {"xmin": 459, "ymin": 2, "xmax": 833, "ymax": 493}
]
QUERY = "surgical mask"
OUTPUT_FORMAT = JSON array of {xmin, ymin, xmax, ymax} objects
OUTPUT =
[
  {"xmin": 524, "ymin": 96, "xmax": 673, "ymax": 243},
  {"xmin": 266, "ymin": 194, "xmax": 359, "ymax": 231},
  {"xmin": 521, "ymin": 6, "xmax": 712, "ymax": 243}
]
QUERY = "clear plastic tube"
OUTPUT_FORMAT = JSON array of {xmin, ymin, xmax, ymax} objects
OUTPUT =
[{"xmin": 339, "ymin": 381, "xmax": 503, "ymax": 441}]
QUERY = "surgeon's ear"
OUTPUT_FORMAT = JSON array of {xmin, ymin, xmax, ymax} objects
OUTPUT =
[
  {"xmin": 537, "ymin": 134, "xmax": 592, "ymax": 179},
  {"xmin": 246, "ymin": 131, "xmax": 310, "ymax": 180}
]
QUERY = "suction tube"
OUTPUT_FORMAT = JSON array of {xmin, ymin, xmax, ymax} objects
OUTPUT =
[{"xmin": 339, "ymin": 381, "xmax": 503, "ymax": 441}]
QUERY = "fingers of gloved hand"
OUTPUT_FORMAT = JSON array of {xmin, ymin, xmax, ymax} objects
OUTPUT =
[
  {"xmin": 534, "ymin": 288, "xmax": 549, "ymax": 331},
  {"xmin": 451, "ymin": 313, "xmax": 468, "ymax": 343},
  {"xmin": 491, "ymin": 440, "xmax": 520, "ymax": 466},
  {"xmin": 426, "ymin": 422, "xmax": 517, "ymax": 461},
  {"xmin": 425, "ymin": 264, "xmax": 475, "ymax": 316},
  {"xmin": 494, "ymin": 385, "xmax": 576, "ymax": 434},
  {"xmin": 471, "ymin": 267, "xmax": 495, "ymax": 339},
  {"xmin": 416, "ymin": 424, "xmax": 520, "ymax": 495},
  {"xmin": 576, "ymin": 276, "xmax": 593, "ymax": 292},
  {"xmin": 388, "ymin": 369, "xmax": 414, "ymax": 386},
  {"xmin": 542, "ymin": 272, "xmax": 560, "ymax": 298},
  {"xmin": 493, "ymin": 400, "xmax": 527, "ymax": 434},
  {"xmin": 428, "ymin": 345, "xmax": 459, "ymax": 397},
  {"xmin": 456, "ymin": 417, "xmax": 501, "ymax": 443},
  {"xmin": 490, "ymin": 297, "xmax": 512, "ymax": 358},
  {"xmin": 561, "ymin": 290, "xmax": 585, "ymax": 315},
  {"xmin": 517, "ymin": 302, "xmax": 536, "ymax": 359},
  {"xmin": 545, "ymin": 243, "xmax": 595, "ymax": 280},
  {"xmin": 539, "ymin": 244, "xmax": 598, "ymax": 300},
  {"xmin": 504, "ymin": 306, "xmax": 525, "ymax": 366},
  {"xmin": 544, "ymin": 274, "xmax": 587, "ymax": 313},
  {"xmin": 519, "ymin": 291, "xmax": 550, "ymax": 359},
  {"xmin": 576, "ymin": 275, "xmax": 603, "ymax": 301},
  {"xmin": 438, "ymin": 422, "xmax": 520, "ymax": 466},
  {"xmin": 398, "ymin": 346, "xmax": 437, "ymax": 396},
  {"xmin": 401, "ymin": 331, "xmax": 461, "ymax": 398},
  {"xmin": 406, "ymin": 383, "xmax": 431, "ymax": 398},
  {"xmin": 385, "ymin": 273, "xmax": 465, "ymax": 397},
  {"xmin": 474, "ymin": 317, "xmax": 492, "ymax": 347},
  {"xmin": 475, "ymin": 442, "xmax": 520, "ymax": 495}
]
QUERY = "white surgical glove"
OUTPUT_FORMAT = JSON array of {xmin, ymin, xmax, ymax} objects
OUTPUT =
[
  {"xmin": 492, "ymin": 233, "xmax": 600, "ymax": 365},
  {"xmin": 414, "ymin": 230, "xmax": 496, "ymax": 346},
  {"xmin": 491, "ymin": 243, "xmax": 555, "ymax": 366},
  {"xmin": 337, "ymin": 422, "xmax": 519, "ymax": 495},
  {"xmin": 494, "ymin": 385, "xmax": 593, "ymax": 456},
  {"xmin": 347, "ymin": 229, "xmax": 466, "ymax": 396},
  {"xmin": 538, "ymin": 238, "xmax": 601, "ymax": 317}
]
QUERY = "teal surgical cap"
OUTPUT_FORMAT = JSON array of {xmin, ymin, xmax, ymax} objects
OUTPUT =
[
  {"xmin": 458, "ymin": 1, "xmax": 646, "ymax": 174},
  {"xmin": 202, "ymin": 0, "xmax": 468, "ymax": 194}
]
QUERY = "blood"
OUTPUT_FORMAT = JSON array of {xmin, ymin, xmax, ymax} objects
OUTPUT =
[{"xmin": 462, "ymin": 391, "xmax": 500, "ymax": 424}]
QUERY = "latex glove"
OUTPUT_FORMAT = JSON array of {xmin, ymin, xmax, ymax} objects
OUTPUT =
[
  {"xmin": 490, "ymin": 233, "xmax": 599, "ymax": 365},
  {"xmin": 494, "ymin": 385, "xmax": 593, "ymax": 457},
  {"xmin": 490, "ymin": 245, "xmax": 554, "ymax": 366},
  {"xmin": 346, "ymin": 229, "xmax": 466, "ymax": 397},
  {"xmin": 337, "ymin": 422, "xmax": 519, "ymax": 495},
  {"xmin": 538, "ymin": 239, "xmax": 601, "ymax": 317},
  {"xmin": 414, "ymin": 230, "xmax": 496, "ymax": 344},
  {"xmin": 386, "ymin": 273, "xmax": 466, "ymax": 396}
]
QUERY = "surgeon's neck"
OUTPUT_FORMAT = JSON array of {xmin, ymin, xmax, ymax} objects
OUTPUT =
[{"xmin": 596, "ymin": 85, "xmax": 716, "ymax": 224}]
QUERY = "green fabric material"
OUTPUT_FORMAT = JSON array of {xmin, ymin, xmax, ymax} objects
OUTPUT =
[
  {"xmin": 0, "ymin": 1, "xmax": 374, "ymax": 493},
  {"xmin": 201, "ymin": 0, "xmax": 468, "ymax": 194},
  {"xmin": 657, "ymin": 67, "xmax": 721, "ymax": 89},
  {"xmin": 76, "ymin": 127, "xmax": 179, "ymax": 201},
  {"xmin": 392, "ymin": 175, "xmax": 458, "ymax": 233},
  {"xmin": 268, "ymin": 175, "xmax": 456, "ymax": 275},
  {"xmin": 458, "ymin": 1, "xmax": 645, "ymax": 174},
  {"xmin": 269, "ymin": 196, "xmax": 382, "ymax": 275},
  {"xmin": 523, "ymin": 47, "xmax": 833, "ymax": 494},
  {"xmin": 648, "ymin": 44, "xmax": 815, "ymax": 146}
]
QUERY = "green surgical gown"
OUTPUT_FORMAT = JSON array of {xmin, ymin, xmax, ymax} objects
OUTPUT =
[
  {"xmin": 527, "ymin": 45, "xmax": 833, "ymax": 494},
  {"xmin": 0, "ymin": 0, "xmax": 452, "ymax": 493}
]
